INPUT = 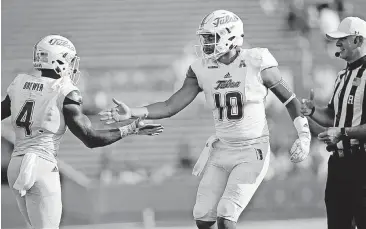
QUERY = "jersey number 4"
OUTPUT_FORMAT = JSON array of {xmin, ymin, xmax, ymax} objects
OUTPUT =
[
  {"xmin": 214, "ymin": 91, "xmax": 244, "ymax": 121},
  {"xmin": 16, "ymin": 100, "xmax": 35, "ymax": 137}
]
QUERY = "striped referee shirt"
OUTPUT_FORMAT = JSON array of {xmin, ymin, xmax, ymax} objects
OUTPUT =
[{"xmin": 328, "ymin": 55, "xmax": 366, "ymax": 149}]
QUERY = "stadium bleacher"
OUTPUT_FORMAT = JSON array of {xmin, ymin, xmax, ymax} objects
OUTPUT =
[{"xmin": 2, "ymin": 0, "xmax": 302, "ymax": 178}]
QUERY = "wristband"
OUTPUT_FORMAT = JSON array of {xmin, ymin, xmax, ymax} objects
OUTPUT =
[
  {"xmin": 293, "ymin": 116, "xmax": 310, "ymax": 135},
  {"xmin": 131, "ymin": 107, "xmax": 149, "ymax": 119},
  {"xmin": 283, "ymin": 93, "xmax": 296, "ymax": 106},
  {"xmin": 118, "ymin": 119, "xmax": 140, "ymax": 138}
]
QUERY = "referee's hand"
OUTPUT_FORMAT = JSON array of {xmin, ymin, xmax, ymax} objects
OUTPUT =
[
  {"xmin": 318, "ymin": 127, "xmax": 342, "ymax": 145},
  {"xmin": 300, "ymin": 89, "xmax": 315, "ymax": 116}
]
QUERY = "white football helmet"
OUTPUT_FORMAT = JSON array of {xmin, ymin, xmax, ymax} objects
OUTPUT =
[
  {"xmin": 196, "ymin": 10, "xmax": 244, "ymax": 59},
  {"xmin": 33, "ymin": 35, "xmax": 80, "ymax": 84}
]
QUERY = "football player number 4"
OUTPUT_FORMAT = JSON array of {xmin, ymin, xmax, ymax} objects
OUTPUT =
[
  {"xmin": 214, "ymin": 91, "xmax": 244, "ymax": 121},
  {"xmin": 16, "ymin": 100, "xmax": 35, "ymax": 137}
]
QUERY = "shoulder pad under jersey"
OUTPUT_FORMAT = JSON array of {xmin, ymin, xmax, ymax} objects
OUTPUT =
[
  {"xmin": 244, "ymin": 48, "xmax": 279, "ymax": 71},
  {"xmin": 6, "ymin": 74, "xmax": 29, "ymax": 97}
]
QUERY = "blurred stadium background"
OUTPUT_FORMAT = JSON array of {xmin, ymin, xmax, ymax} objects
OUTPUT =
[{"xmin": 2, "ymin": 0, "xmax": 366, "ymax": 228}]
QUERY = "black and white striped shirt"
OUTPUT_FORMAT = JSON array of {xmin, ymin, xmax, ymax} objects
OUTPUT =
[{"xmin": 328, "ymin": 55, "xmax": 366, "ymax": 149}]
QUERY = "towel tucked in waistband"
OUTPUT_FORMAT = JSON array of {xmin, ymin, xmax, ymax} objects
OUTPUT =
[
  {"xmin": 192, "ymin": 135, "xmax": 219, "ymax": 177},
  {"xmin": 13, "ymin": 153, "xmax": 38, "ymax": 197}
]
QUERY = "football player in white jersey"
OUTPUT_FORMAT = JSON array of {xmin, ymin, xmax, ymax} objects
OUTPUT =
[
  {"xmin": 1, "ymin": 35, "xmax": 164, "ymax": 229},
  {"xmin": 99, "ymin": 10, "xmax": 311, "ymax": 229}
]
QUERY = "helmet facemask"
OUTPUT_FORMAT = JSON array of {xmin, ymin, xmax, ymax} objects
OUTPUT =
[
  {"xmin": 57, "ymin": 53, "xmax": 81, "ymax": 85},
  {"xmin": 196, "ymin": 32, "xmax": 222, "ymax": 59},
  {"xmin": 70, "ymin": 55, "xmax": 81, "ymax": 85}
]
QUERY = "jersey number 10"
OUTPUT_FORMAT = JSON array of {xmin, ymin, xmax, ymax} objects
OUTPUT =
[
  {"xmin": 214, "ymin": 91, "xmax": 244, "ymax": 121},
  {"xmin": 16, "ymin": 100, "xmax": 35, "ymax": 137}
]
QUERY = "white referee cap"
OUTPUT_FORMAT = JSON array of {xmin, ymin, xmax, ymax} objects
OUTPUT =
[{"xmin": 326, "ymin": 17, "xmax": 366, "ymax": 40}]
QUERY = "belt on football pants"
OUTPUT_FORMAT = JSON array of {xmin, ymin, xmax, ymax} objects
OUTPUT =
[{"xmin": 327, "ymin": 143, "xmax": 366, "ymax": 158}]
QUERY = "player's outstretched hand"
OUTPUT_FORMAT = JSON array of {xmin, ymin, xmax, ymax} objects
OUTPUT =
[
  {"xmin": 99, "ymin": 98, "xmax": 132, "ymax": 124},
  {"xmin": 136, "ymin": 121, "xmax": 164, "ymax": 136},
  {"xmin": 300, "ymin": 89, "xmax": 315, "ymax": 116}
]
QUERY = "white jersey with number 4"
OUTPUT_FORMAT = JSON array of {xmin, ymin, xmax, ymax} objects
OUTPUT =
[
  {"xmin": 7, "ymin": 74, "xmax": 78, "ymax": 162},
  {"xmin": 191, "ymin": 48, "xmax": 278, "ymax": 146}
]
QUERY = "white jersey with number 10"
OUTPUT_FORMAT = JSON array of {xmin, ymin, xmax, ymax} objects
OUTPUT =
[{"xmin": 191, "ymin": 48, "xmax": 278, "ymax": 146}]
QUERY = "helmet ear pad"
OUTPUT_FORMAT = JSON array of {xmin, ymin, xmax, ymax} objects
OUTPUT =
[
  {"xmin": 232, "ymin": 34, "xmax": 244, "ymax": 48},
  {"xmin": 215, "ymin": 28, "xmax": 243, "ymax": 54},
  {"xmin": 51, "ymin": 60, "xmax": 66, "ymax": 75}
]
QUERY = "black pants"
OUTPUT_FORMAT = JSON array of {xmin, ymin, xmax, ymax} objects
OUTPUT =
[{"xmin": 325, "ymin": 150, "xmax": 366, "ymax": 229}]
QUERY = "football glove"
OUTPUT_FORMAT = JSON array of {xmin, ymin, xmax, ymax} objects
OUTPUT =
[{"xmin": 290, "ymin": 116, "xmax": 311, "ymax": 163}]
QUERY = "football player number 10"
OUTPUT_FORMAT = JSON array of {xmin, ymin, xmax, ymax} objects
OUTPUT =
[
  {"xmin": 214, "ymin": 91, "xmax": 244, "ymax": 121},
  {"xmin": 16, "ymin": 100, "xmax": 35, "ymax": 137}
]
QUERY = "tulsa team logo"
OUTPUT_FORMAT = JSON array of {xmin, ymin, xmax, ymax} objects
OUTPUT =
[
  {"xmin": 212, "ymin": 15, "xmax": 239, "ymax": 27},
  {"xmin": 214, "ymin": 72, "xmax": 241, "ymax": 90},
  {"xmin": 214, "ymin": 79, "xmax": 241, "ymax": 90},
  {"xmin": 49, "ymin": 38, "xmax": 75, "ymax": 51}
]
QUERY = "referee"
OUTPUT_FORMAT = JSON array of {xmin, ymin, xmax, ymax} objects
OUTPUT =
[{"xmin": 301, "ymin": 17, "xmax": 366, "ymax": 229}]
